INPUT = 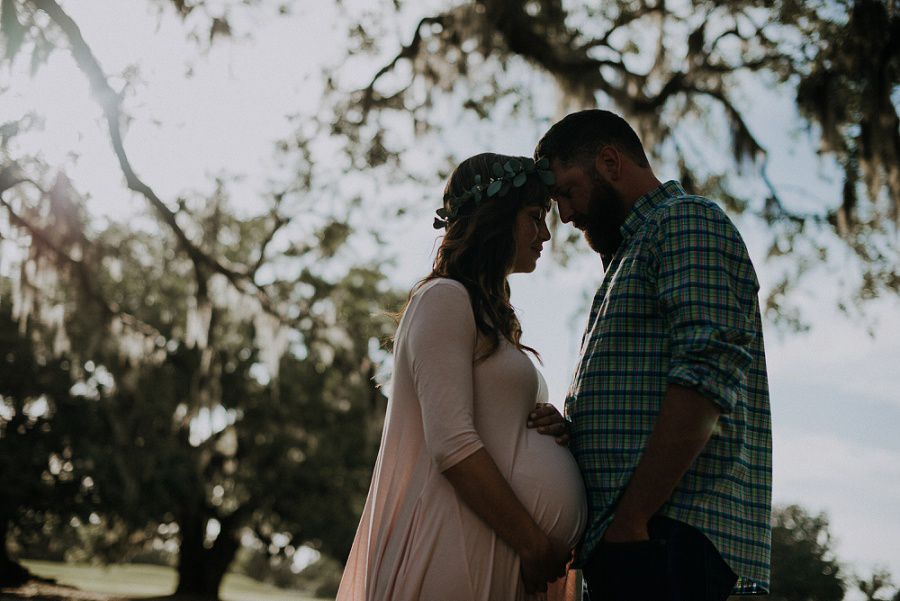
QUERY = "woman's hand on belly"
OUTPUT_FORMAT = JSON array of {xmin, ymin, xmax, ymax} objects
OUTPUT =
[
  {"xmin": 442, "ymin": 447, "xmax": 574, "ymax": 591},
  {"xmin": 527, "ymin": 403, "xmax": 569, "ymax": 445},
  {"xmin": 519, "ymin": 535, "xmax": 573, "ymax": 594}
]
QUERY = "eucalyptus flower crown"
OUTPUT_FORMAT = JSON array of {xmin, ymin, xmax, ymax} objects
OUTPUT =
[{"xmin": 433, "ymin": 157, "xmax": 556, "ymax": 230}]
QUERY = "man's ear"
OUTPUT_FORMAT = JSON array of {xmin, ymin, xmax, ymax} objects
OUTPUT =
[{"xmin": 594, "ymin": 146, "xmax": 622, "ymax": 181}]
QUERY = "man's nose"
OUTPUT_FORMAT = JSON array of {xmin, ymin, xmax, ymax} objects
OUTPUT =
[{"xmin": 556, "ymin": 199, "xmax": 573, "ymax": 223}]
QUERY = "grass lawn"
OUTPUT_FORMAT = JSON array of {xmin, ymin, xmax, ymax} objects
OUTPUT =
[{"xmin": 21, "ymin": 561, "xmax": 326, "ymax": 601}]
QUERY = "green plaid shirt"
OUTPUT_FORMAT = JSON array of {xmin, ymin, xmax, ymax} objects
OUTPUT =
[{"xmin": 565, "ymin": 181, "xmax": 772, "ymax": 593}]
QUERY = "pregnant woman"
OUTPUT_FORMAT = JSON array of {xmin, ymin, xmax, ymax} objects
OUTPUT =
[{"xmin": 336, "ymin": 153, "xmax": 587, "ymax": 601}]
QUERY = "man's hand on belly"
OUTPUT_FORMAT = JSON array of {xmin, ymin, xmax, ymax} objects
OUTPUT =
[{"xmin": 527, "ymin": 403, "xmax": 570, "ymax": 445}]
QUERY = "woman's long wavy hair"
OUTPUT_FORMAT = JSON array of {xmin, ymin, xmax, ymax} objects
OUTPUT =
[{"xmin": 403, "ymin": 153, "xmax": 551, "ymax": 361}]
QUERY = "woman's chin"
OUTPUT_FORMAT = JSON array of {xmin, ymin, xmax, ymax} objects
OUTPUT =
[{"xmin": 511, "ymin": 262, "xmax": 538, "ymax": 275}]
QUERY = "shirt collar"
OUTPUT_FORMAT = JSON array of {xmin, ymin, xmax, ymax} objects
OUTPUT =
[{"xmin": 619, "ymin": 180, "xmax": 686, "ymax": 244}]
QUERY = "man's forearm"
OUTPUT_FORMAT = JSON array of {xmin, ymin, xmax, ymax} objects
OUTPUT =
[{"xmin": 604, "ymin": 384, "xmax": 722, "ymax": 541}]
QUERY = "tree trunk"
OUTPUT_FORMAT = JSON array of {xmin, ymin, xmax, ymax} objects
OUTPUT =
[
  {"xmin": 174, "ymin": 508, "xmax": 241, "ymax": 599},
  {"xmin": 0, "ymin": 519, "xmax": 33, "ymax": 587}
]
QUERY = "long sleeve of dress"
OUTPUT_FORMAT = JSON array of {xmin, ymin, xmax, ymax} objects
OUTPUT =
[{"xmin": 405, "ymin": 280, "xmax": 484, "ymax": 472}]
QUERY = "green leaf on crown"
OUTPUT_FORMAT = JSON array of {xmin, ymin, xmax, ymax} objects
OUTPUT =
[{"xmin": 505, "ymin": 159, "xmax": 522, "ymax": 173}]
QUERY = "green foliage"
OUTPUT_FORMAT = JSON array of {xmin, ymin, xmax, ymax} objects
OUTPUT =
[
  {"xmin": 794, "ymin": 0, "xmax": 899, "ymax": 207},
  {"xmin": 0, "ymin": 294, "xmax": 90, "ymax": 536},
  {"xmin": 296, "ymin": 555, "xmax": 344, "ymax": 598},
  {"xmin": 0, "ymin": 182, "xmax": 396, "ymax": 590},
  {"xmin": 0, "ymin": 30, "xmax": 400, "ymax": 591},
  {"xmin": 1, "ymin": 0, "xmax": 26, "ymax": 60},
  {"xmin": 855, "ymin": 567, "xmax": 899, "ymax": 601},
  {"xmin": 325, "ymin": 0, "xmax": 899, "ymax": 323},
  {"xmin": 232, "ymin": 548, "xmax": 343, "ymax": 598},
  {"xmin": 769, "ymin": 505, "xmax": 846, "ymax": 601}
]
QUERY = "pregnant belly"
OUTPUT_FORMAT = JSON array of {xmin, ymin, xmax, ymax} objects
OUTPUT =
[{"xmin": 509, "ymin": 430, "xmax": 587, "ymax": 549}]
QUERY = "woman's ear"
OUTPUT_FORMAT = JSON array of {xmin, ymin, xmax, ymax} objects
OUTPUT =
[{"xmin": 594, "ymin": 146, "xmax": 622, "ymax": 181}]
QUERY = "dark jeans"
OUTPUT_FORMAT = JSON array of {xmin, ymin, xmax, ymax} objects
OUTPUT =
[{"xmin": 582, "ymin": 516, "xmax": 737, "ymax": 601}]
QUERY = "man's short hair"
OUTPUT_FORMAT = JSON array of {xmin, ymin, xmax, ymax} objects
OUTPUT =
[{"xmin": 535, "ymin": 109, "xmax": 650, "ymax": 169}]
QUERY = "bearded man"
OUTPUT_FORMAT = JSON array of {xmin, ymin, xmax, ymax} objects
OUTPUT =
[{"xmin": 534, "ymin": 109, "xmax": 772, "ymax": 601}]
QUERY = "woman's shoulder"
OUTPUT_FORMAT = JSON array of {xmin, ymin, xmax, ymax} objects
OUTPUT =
[
  {"xmin": 413, "ymin": 277, "xmax": 470, "ymax": 302},
  {"xmin": 400, "ymin": 278, "xmax": 476, "ymax": 342},
  {"xmin": 404, "ymin": 278, "xmax": 473, "ymax": 327}
]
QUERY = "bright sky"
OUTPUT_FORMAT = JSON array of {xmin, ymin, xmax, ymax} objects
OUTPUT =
[{"xmin": 4, "ymin": 0, "xmax": 899, "ymax": 596}]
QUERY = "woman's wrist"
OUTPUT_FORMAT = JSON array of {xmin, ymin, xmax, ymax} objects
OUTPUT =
[{"xmin": 512, "ymin": 523, "xmax": 551, "ymax": 560}]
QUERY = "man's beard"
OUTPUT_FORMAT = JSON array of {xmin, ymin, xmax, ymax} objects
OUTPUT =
[{"xmin": 578, "ymin": 169, "xmax": 628, "ymax": 258}]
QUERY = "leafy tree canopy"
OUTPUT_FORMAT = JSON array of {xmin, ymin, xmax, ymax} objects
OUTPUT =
[
  {"xmin": 2, "ymin": 0, "xmax": 898, "ymax": 325},
  {"xmin": 320, "ymin": 0, "xmax": 899, "ymax": 327},
  {"xmin": 1, "ymin": 1, "xmax": 402, "ymax": 595},
  {"xmin": 769, "ymin": 504, "xmax": 846, "ymax": 601}
]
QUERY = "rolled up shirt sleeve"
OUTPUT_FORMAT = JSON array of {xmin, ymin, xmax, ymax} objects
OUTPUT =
[
  {"xmin": 655, "ymin": 199, "xmax": 759, "ymax": 413},
  {"xmin": 406, "ymin": 281, "xmax": 484, "ymax": 472}
]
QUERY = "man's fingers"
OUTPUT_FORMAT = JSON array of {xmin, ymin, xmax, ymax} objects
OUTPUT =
[
  {"xmin": 528, "ymin": 404, "xmax": 559, "ymax": 422},
  {"xmin": 538, "ymin": 423, "xmax": 571, "ymax": 445},
  {"xmin": 528, "ymin": 414, "xmax": 565, "ymax": 431}
]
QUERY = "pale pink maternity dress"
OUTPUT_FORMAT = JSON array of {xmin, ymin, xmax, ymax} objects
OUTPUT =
[{"xmin": 337, "ymin": 278, "xmax": 587, "ymax": 601}]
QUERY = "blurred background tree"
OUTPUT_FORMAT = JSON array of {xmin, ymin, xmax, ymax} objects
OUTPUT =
[
  {"xmin": 0, "ymin": 0, "xmax": 897, "ymax": 598},
  {"xmin": 856, "ymin": 568, "xmax": 900, "ymax": 601},
  {"xmin": 0, "ymin": 291, "xmax": 91, "ymax": 584},
  {"xmin": 1, "ymin": 2, "xmax": 399, "ymax": 595},
  {"xmin": 768, "ymin": 505, "xmax": 846, "ymax": 601},
  {"xmin": 325, "ymin": 0, "xmax": 899, "ymax": 329},
  {"xmin": 0, "ymin": 145, "xmax": 397, "ymax": 596}
]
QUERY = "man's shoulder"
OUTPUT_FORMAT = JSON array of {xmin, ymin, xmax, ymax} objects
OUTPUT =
[
  {"xmin": 653, "ymin": 190, "xmax": 726, "ymax": 218},
  {"xmin": 643, "ymin": 191, "xmax": 736, "ymax": 236}
]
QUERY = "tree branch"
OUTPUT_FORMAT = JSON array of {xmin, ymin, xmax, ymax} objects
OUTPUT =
[
  {"xmin": 29, "ymin": 0, "xmax": 301, "ymax": 328},
  {"xmin": 0, "ymin": 178, "xmax": 163, "ymax": 341},
  {"xmin": 354, "ymin": 15, "xmax": 447, "ymax": 118}
]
